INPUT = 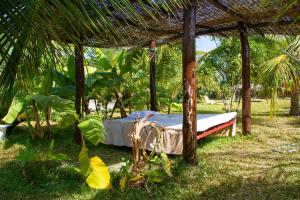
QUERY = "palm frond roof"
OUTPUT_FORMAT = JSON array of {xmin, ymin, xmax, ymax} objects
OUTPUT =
[{"xmin": 2, "ymin": 0, "xmax": 300, "ymax": 48}]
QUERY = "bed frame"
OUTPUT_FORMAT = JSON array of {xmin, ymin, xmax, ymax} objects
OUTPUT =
[{"xmin": 197, "ymin": 117, "xmax": 236, "ymax": 140}]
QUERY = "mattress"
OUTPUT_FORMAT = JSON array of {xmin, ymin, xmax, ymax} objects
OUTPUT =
[{"xmin": 104, "ymin": 112, "xmax": 237, "ymax": 154}]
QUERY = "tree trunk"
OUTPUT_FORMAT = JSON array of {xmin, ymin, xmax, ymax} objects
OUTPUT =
[
  {"xmin": 289, "ymin": 82, "xmax": 299, "ymax": 116},
  {"xmin": 128, "ymin": 94, "xmax": 132, "ymax": 114},
  {"xmin": 45, "ymin": 107, "xmax": 52, "ymax": 139},
  {"xmin": 167, "ymin": 103, "xmax": 171, "ymax": 114},
  {"xmin": 239, "ymin": 23, "xmax": 251, "ymax": 134},
  {"xmin": 31, "ymin": 100, "xmax": 43, "ymax": 139},
  {"xmin": 182, "ymin": 0, "xmax": 197, "ymax": 165},
  {"xmin": 113, "ymin": 91, "xmax": 127, "ymax": 118},
  {"xmin": 74, "ymin": 43, "xmax": 84, "ymax": 145},
  {"xmin": 149, "ymin": 40, "xmax": 158, "ymax": 111},
  {"xmin": 83, "ymin": 96, "xmax": 90, "ymax": 115}
]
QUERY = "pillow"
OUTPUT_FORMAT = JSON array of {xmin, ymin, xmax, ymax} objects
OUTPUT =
[{"xmin": 127, "ymin": 110, "xmax": 159, "ymax": 119}]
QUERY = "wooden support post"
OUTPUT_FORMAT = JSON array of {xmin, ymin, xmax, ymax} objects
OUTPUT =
[
  {"xmin": 149, "ymin": 40, "xmax": 158, "ymax": 111},
  {"xmin": 182, "ymin": 1, "xmax": 197, "ymax": 165},
  {"xmin": 289, "ymin": 82, "xmax": 299, "ymax": 116},
  {"xmin": 239, "ymin": 22, "xmax": 251, "ymax": 134},
  {"xmin": 74, "ymin": 43, "xmax": 84, "ymax": 144}
]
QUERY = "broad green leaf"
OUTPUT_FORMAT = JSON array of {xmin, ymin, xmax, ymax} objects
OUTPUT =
[
  {"xmin": 30, "ymin": 95, "xmax": 78, "ymax": 127},
  {"xmin": 79, "ymin": 146, "xmax": 90, "ymax": 176},
  {"xmin": 78, "ymin": 114, "xmax": 105, "ymax": 146},
  {"xmin": 58, "ymin": 112, "xmax": 78, "ymax": 128},
  {"xmin": 2, "ymin": 98, "xmax": 23, "ymax": 124},
  {"xmin": 86, "ymin": 156, "xmax": 111, "ymax": 190},
  {"xmin": 161, "ymin": 153, "xmax": 172, "ymax": 177}
]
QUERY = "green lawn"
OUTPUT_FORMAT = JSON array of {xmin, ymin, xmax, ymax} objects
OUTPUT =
[{"xmin": 0, "ymin": 99, "xmax": 299, "ymax": 199}]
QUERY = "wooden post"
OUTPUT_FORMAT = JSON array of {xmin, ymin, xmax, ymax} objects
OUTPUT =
[
  {"xmin": 239, "ymin": 22, "xmax": 251, "ymax": 134},
  {"xmin": 182, "ymin": 1, "xmax": 197, "ymax": 165},
  {"xmin": 74, "ymin": 43, "xmax": 84, "ymax": 144},
  {"xmin": 289, "ymin": 82, "xmax": 299, "ymax": 116},
  {"xmin": 149, "ymin": 40, "xmax": 158, "ymax": 111}
]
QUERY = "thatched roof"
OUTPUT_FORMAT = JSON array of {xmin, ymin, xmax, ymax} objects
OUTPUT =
[{"xmin": 89, "ymin": 0, "xmax": 300, "ymax": 48}]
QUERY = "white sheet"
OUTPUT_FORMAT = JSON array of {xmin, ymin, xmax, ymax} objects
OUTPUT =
[{"xmin": 104, "ymin": 112, "xmax": 237, "ymax": 154}]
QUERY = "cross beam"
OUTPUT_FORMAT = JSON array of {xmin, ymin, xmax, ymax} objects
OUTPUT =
[{"xmin": 207, "ymin": 0, "xmax": 265, "ymax": 36}]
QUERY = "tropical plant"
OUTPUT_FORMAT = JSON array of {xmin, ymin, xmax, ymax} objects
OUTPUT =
[
  {"xmin": 155, "ymin": 45, "xmax": 182, "ymax": 113},
  {"xmin": 258, "ymin": 37, "xmax": 300, "ymax": 116},
  {"xmin": 119, "ymin": 114, "xmax": 172, "ymax": 191},
  {"xmin": 85, "ymin": 48, "xmax": 149, "ymax": 117},
  {"xmin": 199, "ymin": 36, "xmax": 281, "ymax": 112},
  {"xmin": 78, "ymin": 114, "xmax": 111, "ymax": 190}
]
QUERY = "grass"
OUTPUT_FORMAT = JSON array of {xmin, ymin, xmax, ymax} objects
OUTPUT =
[{"xmin": 0, "ymin": 99, "xmax": 299, "ymax": 199}]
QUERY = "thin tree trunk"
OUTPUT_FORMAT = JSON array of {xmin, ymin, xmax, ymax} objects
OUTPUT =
[
  {"xmin": 182, "ymin": 0, "xmax": 197, "ymax": 165},
  {"xmin": 74, "ymin": 43, "xmax": 84, "ymax": 145},
  {"xmin": 45, "ymin": 107, "xmax": 52, "ymax": 139},
  {"xmin": 113, "ymin": 91, "xmax": 127, "ymax": 118},
  {"xmin": 167, "ymin": 103, "xmax": 171, "ymax": 114},
  {"xmin": 239, "ymin": 22, "xmax": 251, "ymax": 134},
  {"xmin": 289, "ymin": 82, "xmax": 299, "ymax": 116},
  {"xmin": 128, "ymin": 94, "xmax": 132, "ymax": 114},
  {"xmin": 109, "ymin": 102, "xmax": 117, "ymax": 119},
  {"xmin": 31, "ymin": 100, "xmax": 43, "ymax": 139},
  {"xmin": 83, "ymin": 97, "xmax": 90, "ymax": 115},
  {"xmin": 94, "ymin": 99, "xmax": 100, "ymax": 114},
  {"xmin": 149, "ymin": 40, "xmax": 158, "ymax": 111}
]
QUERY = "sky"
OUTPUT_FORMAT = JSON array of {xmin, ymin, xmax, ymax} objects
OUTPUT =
[{"xmin": 196, "ymin": 36, "xmax": 219, "ymax": 53}]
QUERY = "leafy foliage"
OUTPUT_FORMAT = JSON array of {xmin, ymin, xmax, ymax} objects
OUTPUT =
[
  {"xmin": 2, "ymin": 98, "xmax": 23, "ymax": 124},
  {"xmin": 78, "ymin": 114, "xmax": 105, "ymax": 146},
  {"xmin": 79, "ymin": 145, "xmax": 111, "ymax": 190}
]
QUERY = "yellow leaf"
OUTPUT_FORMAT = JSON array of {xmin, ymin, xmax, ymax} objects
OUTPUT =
[
  {"xmin": 86, "ymin": 156, "xmax": 111, "ymax": 190},
  {"xmin": 119, "ymin": 177, "xmax": 127, "ymax": 192},
  {"xmin": 161, "ymin": 153, "xmax": 172, "ymax": 177},
  {"xmin": 129, "ymin": 175, "xmax": 144, "ymax": 182},
  {"xmin": 79, "ymin": 145, "xmax": 90, "ymax": 176}
]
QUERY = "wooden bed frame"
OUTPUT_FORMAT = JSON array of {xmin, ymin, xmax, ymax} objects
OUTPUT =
[{"xmin": 197, "ymin": 117, "xmax": 236, "ymax": 140}]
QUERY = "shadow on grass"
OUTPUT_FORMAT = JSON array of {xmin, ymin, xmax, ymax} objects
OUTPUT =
[
  {"xmin": 91, "ymin": 168, "xmax": 300, "ymax": 200},
  {"xmin": 186, "ymin": 177, "xmax": 300, "ymax": 200},
  {"xmin": 0, "ymin": 160, "xmax": 87, "ymax": 199}
]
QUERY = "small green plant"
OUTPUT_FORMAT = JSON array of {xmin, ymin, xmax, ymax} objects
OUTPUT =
[
  {"xmin": 118, "ymin": 114, "xmax": 172, "ymax": 192},
  {"xmin": 77, "ymin": 114, "xmax": 111, "ymax": 190},
  {"xmin": 17, "ymin": 139, "xmax": 69, "ymax": 168},
  {"xmin": 17, "ymin": 139, "xmax": 38, "ymax": 168}
]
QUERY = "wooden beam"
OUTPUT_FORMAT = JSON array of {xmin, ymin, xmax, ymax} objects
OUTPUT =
[
  {"xmin": 149, "ymin": 40, "xmax": 158, "ymax": 111},
  {"xmin": 74, "ymin": 43, "xmax": 84, "ymax": 144},
  {"xmin": 159, "ymin": 20, "xmax": 294, "ymax": 46},
  {"xmin": 196, "ymin": 24, "xmax": 228, "ymax": 37},
  {"xmin": 208, "ymin": 0, "xmax": 264, "ymax": 36},
  {"xmin": 197, "ymin": 119, "xmax": 235, "ymax": 140},
  {"xmin": 239, "ymin": 22, "xmax": 251, "ymax": 134},
  {"xmin": 182, "ymin": 0, "xmax": 197, "ymax": 165}
]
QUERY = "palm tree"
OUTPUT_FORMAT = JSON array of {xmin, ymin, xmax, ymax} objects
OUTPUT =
[
  {"xmin": 258, "ymin": 38, "xmax": 300, "ymax": 116},
  {"xmin": 0, "ymin": 1, "xmax": 189, "ymax": 144}
]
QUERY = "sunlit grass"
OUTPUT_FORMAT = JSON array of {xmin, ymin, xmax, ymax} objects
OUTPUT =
[{"xmin": 0, "ymin": 99, "xmax": 299, "ymax": 199}]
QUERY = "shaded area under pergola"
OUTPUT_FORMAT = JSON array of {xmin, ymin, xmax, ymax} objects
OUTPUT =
[
  {"xmin": 74, "ymin": 0, "xmax": 300, "ymax": 165},
  {"xmin": 3, "ymin": 0, "xmax": 300, "ymax": 165}
]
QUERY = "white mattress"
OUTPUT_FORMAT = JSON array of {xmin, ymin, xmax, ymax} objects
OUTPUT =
[{"xmin": 104, "ymin": 112, "xmax": 237, "ymax": 154}]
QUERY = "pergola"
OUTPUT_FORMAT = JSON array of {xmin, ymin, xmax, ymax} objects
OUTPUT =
[{"xmin": 4, "ymin": 0, "xmax": 300, "ymax": 165}]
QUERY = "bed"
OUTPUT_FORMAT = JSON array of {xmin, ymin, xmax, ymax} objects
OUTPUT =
[{"xmin": 104, "ymin": 112, "xmax": 237, "ymax": 155}]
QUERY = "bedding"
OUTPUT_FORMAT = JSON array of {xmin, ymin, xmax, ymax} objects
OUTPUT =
[{"xmin": 104, "ymin": 112, "xmax": 237, "ymax": 154}]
